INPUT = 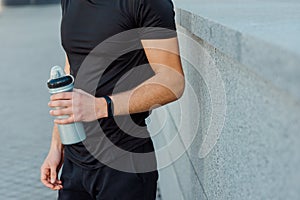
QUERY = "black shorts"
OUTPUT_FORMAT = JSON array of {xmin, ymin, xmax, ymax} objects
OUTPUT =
[{"xmin": 58, "ymin": 156, "xmax": 158, "ymax": 200}]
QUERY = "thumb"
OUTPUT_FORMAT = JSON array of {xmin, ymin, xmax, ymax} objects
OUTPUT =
[{"xmin": 50, "ymin": 166, "xmax": 57, "ymax": 184}]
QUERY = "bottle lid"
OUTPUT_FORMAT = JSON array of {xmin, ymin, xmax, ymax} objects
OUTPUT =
[
  {"xmin": 50, "ymin": 65, "xmax": 66, "ymax": 79},
  {"xmin": 47, "ymin": 66, "xmax": 73, "ymax": 89}
]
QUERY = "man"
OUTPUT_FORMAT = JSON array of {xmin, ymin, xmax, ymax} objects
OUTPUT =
[{"xmin": 41, "ymin": 0, "xmax": 184, "ymax": 199}]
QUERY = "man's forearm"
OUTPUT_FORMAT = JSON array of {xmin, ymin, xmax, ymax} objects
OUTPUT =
[
  {"xmin": 109, "ymin": 65, "xmax": 185, "ymax": 116},
  {"xmin": 50, "ymin": 124, "xmax": 64, "ymax": 151}
]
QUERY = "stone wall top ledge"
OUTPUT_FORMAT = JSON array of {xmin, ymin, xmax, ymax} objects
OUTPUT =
[{"xmin": 174, "ymin": 0, "xmax": 300, "ymax": 99}]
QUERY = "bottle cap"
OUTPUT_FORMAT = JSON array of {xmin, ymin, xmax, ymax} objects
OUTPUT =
[
  {"xmin": 47, "ymin": 66, "xmax": 73, "ymax": 89},
  {"xmin": 50, "ymin": 65, "xmax": 66, "ymax": 79}
]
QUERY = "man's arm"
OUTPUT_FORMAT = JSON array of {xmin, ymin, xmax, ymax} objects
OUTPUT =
[
  {"xmin": 110, "ymin": 37, "xmax": 184, "ymax": 116},
  {"xmin": 40, "ymin": 56, "xmax": 70, "ymax": 190},
  {"xmin": 49, "ymin": 38, "xmax": 185, "ymax": 123}
]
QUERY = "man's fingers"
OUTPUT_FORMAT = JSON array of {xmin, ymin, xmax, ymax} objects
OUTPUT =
[
  {"xmin": 41, "ymin": 167, "xmax": 55, "ymax": 189},
  {"xmin": 50, "ymin": 107, "xmax": 72, "ymax": 116},
  {"xmin": 52, "ymin": 185, "xmax": 63, "ymax": 190},
  {"xmin": 40, "ymin": 167, "xmax": 48, "ymax": 180},
  {"xmin": 48, "ymin": 100, "xmax": 72, "ymax": 108},
  {"xmin": 50, "ymin": 166, "xmax": 57, "ymax": 184},
  {"xmin": 42, "ymin": 179, "xmax": 62, "ymax": 190},
  {"xmin": 50, "ymin": 92, "xmax": 73, "ymax": 101},
  {"xmin": 50, "ymin": 179, "xmax": 63, "ymax": 190},
  {"xmin": 54, "ymin": 115, "xmax": 75, "ymax": 124},
  {"xmin": 41, "ymin": 167, "xmax": 50, "ymax": 185},
  {"xmin": 73, "ymin": 88, "xmax": 83, "ymax": 93},
  {"xmin": 42, "ymin": 180, "xmax": 55, "ymax": 189}
]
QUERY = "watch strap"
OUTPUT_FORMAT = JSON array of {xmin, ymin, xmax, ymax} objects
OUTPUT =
[{"xmin": 103, "ymin": 95, "xmax": 114, "ymax": 117}]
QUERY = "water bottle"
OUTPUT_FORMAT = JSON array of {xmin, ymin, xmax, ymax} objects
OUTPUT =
[{"xmin": 47, "ymin": 66, "xmax": 86, "ymax": 145}]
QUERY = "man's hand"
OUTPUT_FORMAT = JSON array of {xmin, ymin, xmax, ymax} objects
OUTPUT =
[
  {"xmin": 48, "ymin": 89, "xmax": 107, "ymax": 124},
  {"xmin": 40, "ymin": 148, "xmax": 64, "ymax": 190}
]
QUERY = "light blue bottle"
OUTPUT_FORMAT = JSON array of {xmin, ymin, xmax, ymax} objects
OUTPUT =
[{"xmin": 47, "ymin": 66, "xmax": 86, "ymax": 145}]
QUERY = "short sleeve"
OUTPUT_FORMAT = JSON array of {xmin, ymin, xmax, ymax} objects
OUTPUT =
[{"xmin": 136, "ymin": 0, "xmax": 177, "ymax": 40}]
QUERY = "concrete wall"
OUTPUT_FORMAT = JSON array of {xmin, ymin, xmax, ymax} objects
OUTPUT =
[{"xmin": 148, "ymin": 1, "xmax": 300, "ymax": 200}]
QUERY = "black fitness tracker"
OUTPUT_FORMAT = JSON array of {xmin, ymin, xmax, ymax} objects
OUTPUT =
[{"xmin": 103, "ymin": 95, "xmax": 114, "ymax": 117}]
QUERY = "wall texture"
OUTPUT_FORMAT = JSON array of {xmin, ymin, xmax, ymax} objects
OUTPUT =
[{"xmin": 148, "ymin": 1, "xmax": 300, "ymax": 200}]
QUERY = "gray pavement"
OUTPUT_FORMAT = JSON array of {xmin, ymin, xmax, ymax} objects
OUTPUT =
[
  {"xmin": 0, "ymin": 4, "xmax": 162, "ymax": 200},
  {"xmin": 0, "ymin": 4, "xmax": 65, "ymax": 200}
]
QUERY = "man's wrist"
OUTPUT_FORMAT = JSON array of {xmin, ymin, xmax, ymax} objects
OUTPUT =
[
  {"xmin": 95, "ymin": 97, "xmax": 108, "ymax": 119},
  {"xmin": 50, "ymin": 142, "xmax": 64, "ymax": 152},
  {"xmin": 51, "ymin": 124, "xmax": 64, "ymax": 151},
  {"xmin": 103, "ymin": 95, "xmax": 114, "ymax": 117}
]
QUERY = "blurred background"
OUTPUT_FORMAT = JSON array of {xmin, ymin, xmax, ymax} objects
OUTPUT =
[
  {"xmin": 0, "ymin": 0, "xmax": 299, "ymax": 200},
  {"xmin": 0, "ymin": 1, "xmax": 64, "ymax": 199}
]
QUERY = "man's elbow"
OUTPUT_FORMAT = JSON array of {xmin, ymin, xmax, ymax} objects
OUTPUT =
[
  {"xmin": 177, "ymin": 76, "xmax": 185, "ymax": 99},
  {"xmin": 172, "ymin": 76, "xmax": 185, "ymax": 101}
]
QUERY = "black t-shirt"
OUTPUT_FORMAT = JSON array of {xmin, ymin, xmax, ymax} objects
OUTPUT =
[{"xmin": 60, "ymin": 0, "xmax": 177, "ymax": 169}]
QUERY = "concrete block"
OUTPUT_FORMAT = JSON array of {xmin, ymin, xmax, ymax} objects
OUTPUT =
[
  {"xmin": 153, "ymin": 14, "xmax": 300, "ymax": 199},
  {"xmin": 175, "ymin": 1, "xmax": 300, "ymax": 99}
]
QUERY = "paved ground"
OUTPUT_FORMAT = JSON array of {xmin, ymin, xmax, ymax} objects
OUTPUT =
[
  {"xmin": 0, "ymin": 4, "xmax": 162, "ymax": 200},
  {"xmin": 0, "ymin": 4, "xmax": 65, "ymax": 200}
]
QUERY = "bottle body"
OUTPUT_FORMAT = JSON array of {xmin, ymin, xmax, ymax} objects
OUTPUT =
[{"xmin": 48, "ymin": 66, "xmax": 86, "ymax": 145}]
